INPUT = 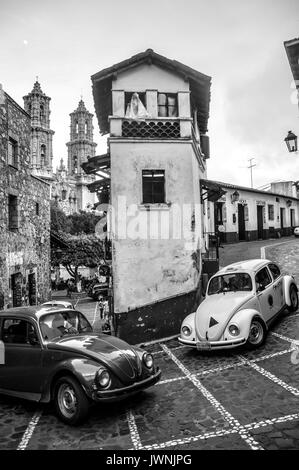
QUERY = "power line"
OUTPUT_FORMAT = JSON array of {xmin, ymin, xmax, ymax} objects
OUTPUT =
[{"xmin": 248, "ymin": 158, "xmax": 257, "ymax": 188}]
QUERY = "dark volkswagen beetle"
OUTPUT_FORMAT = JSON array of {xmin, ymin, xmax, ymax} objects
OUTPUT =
[{"xmin": 0, "ymin": 307, "xmax": 161, "ymax": 425}]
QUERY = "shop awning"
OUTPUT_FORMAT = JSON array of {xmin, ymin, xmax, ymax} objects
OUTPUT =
[{"xmin": 200, "ymin": 179, "xmax": 226, "ymax": 202}]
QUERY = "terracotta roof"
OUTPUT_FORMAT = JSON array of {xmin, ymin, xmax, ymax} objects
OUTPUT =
[
  {"xmin": 284, "ymin": 38, "xmax": 299, "ymax": 83},
  {"xmin": 91, "ymin": 49, "xmax": 211, "ymax": 136}
]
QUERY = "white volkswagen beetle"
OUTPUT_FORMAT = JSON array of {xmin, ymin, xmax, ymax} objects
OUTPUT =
[{"xmin": 179, "ymin": 259, "xmax": 298, "ymax": 350}]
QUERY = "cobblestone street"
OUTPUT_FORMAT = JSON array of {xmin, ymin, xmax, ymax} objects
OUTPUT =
[{"xmin": 1, "ymin": 238, "xmax": 299, "ymax": 450}]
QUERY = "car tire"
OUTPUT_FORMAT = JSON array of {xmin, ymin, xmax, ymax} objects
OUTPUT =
[
  {"xmin": 246, "ymin": 318, "xmax": 266, "ymax": 349},
  {"xmin": 287, "ymin": 284, "xmax": 298, "ymax": 313},
  {"xmin": 54, "ymin": 376, "xmax": 90, "ymax": 426}
]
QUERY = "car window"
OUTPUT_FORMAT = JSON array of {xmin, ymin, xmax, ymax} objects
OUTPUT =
[
  {"xmin": 208, "ymin": 273, "xmax": 252, "ymax": 295},
  {"xmin": 1, "ymin": 318, "xmax": 39, "ymax": 345},
  {"xmin": 268, "ymin": 263, "xmax": 281, "ymax": 280},
  {"xmin": 39, "ymin": 310, "xmax": 92, "ymax": 341},
  {"xmin": 255, "ymin": 267, "xmax": 272, "ymax": 290}
]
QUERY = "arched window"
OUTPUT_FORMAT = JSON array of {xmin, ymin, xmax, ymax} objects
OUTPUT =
[
  {"xmin": 62, "ymin": 190, "xmax": 67, "ymax": 200},
  {"xmin": 73, "ymin": 155, "xmax": 78, "ymax": 173},
  {"xmin": 75, "ymin": 121, "xmax": 79, "ymax": 134},
  {"xmin": 85, "ymin": 121, "xmax": 88, "ymax": 134},
  {"xmin": 40, "ymin": 104, "xmax": 44, "ymax": 120},
  {"xmin": 40, "ymin": 144, "xmax": 46, "ymax": 166}
]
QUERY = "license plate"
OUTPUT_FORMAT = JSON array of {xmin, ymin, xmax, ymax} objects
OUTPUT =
[{"xmin": 196, "ymin": 341, "xmax": 211, "ymax": 350}]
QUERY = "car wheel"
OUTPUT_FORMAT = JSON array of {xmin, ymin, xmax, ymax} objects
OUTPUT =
[
  {"xmin": 54, "ymin": 376, "xmax": 89, "ymax": 426},
  {"xmin": 287, "ymin": 285, "xmax": 298, "ymax": 313},
  {"xmin": 246, "ymin": 318, "xmax": 266, "ymax": 349}
]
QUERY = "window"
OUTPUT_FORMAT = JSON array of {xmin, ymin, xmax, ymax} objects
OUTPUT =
[
  {"xmin": 85, "ymin": 121, "xmax": 88, "ymax": 134},
  {"xmin": 40, "ymin": 104, "xmax": 44, "ymax": 120},
  {"xmin": 268, "ymin": 204, "xmax": 274, "ymax": 221},
  {"xmin": 125, "ymin": 92, "xmax": 146, "ymax": 114},
  {"xmin": 255, "ymin": 267, "xmax": 272, "ymax": 290},
  {"xmin": 8, "ymin": 137, "xmax": 18, "ymax": 167},
  {"xmin": 268, "ymin": 263, "xmax": 281, "ymax": 280},
  {"xmin": 2, "ymin": 319, "xmax": 39, "ymax": 345},
  {"xmin": 61, "ymin": 190, "xmax": 67, "ymax": 200},
  {"xmin": 142, "ymin": 170, "xmax": 165, "ymax": 204},
  {"xmin": 158, "ymin": 93, "xmax": 178, "ymax": 117},
  {"xmin": 208, "ymin": 273, "xmax": 252, "ymax": 295},
  {"xmin": 8, "ymin": 195, "xmax": 18, "ymax": 230},
  {"xmin": 36, "ymin": 202, "xmax": 40, "ymax": 216},
  {"xmin": 40, "ymin": 144, "xmax": 46, "ymax": 166},
  {"xmin": 75, "ymin": 121, "xmax": 79, "ymax": 133}
]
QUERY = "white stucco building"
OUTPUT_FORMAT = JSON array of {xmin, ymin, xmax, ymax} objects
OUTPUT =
[
  {"xmin": 206, "ymin": 179, "xmax": 299, "ymax": 244},
  {"xmin": 88, "ymin": 49, "xmax": 212, "ymax": 342}
]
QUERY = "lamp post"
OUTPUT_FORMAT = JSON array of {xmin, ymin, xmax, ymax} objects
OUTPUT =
[{"xmin": 284, "ymin": 130, "xmax": 298, "ymax": 153}]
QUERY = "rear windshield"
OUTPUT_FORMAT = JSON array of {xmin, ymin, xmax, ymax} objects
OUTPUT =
[{"xmin": 208, "ymin": 273, "xmax": 253, "ymax": 295}]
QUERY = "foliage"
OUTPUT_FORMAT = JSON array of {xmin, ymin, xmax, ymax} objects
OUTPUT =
[
  {"xmin": 50, "ymin": 203, "xmax": 101, "ymax": 235},
  {"xmin": 51, "ymin": 233, "xmax": 104, "ymax": 282}
]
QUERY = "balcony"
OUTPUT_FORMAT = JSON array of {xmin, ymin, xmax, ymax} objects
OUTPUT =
[{"xmin": 109, "ymin": 116, "xmax": 192, "ymax": 139}]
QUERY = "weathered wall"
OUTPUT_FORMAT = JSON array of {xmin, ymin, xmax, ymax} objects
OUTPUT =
[
  {"xmin": 110, "ymin": 141, "xmax": 203, "ymax": 314},
  {"xmin": 0, "ymin": 92, "xmax": 51, "ymax": 308},
  {"xmin": 112, "ymin": 63, "xmax": 189, "ymax": 93}
]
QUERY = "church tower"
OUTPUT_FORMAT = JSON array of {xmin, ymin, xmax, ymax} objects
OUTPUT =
[
  {"xmin": 23, "ymin": 80, "xmax": 54, "ymax": 180},
  {"xmin": 67, "ymin": 99, "xmax": 97, "ymax": 176},
  {"xmin": 66, "ymin": 99, "xmax": 97, "ymax": 210}
]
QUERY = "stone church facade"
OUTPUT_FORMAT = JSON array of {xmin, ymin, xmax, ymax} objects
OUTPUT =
[{"xmin": 23, "ymin": 80, "xmax": 97, "ymax": 215}]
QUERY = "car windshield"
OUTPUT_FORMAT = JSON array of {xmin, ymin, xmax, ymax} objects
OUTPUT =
[
  {"xmin": 39, "ymin": 310, "xmax": 92, "ymax": 341},
  {"xmin": 208, "ymin": 273, "xmax": 253, "ymax": 295}
]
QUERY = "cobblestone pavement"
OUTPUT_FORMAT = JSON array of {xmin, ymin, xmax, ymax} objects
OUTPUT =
[{"xmin": 1, "ymin": 239, "xmax": 299, "ymax": 450}]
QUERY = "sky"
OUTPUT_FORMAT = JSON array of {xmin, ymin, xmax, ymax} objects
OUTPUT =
[{"xmin": 1, "ymin": 0, "xmax": 299, "ymax": 189}]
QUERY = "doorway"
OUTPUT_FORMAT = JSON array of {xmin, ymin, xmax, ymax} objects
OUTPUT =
[
  {"xmin": 257, "ymin": 206, "xmax": 264, "ymax": 239},
  {"xmin": 280, "ymin": 208, "xmax": 285, "ymax": 230},
  {"xmin": 28, "ymin": 273, "xmax": 37, "ymax": 305},
  {"xmin": 238, "ymin": 204, "xmax": 246, "ymax": 241},
  {"xmin": 290, "ymin": 209, "xmax": 295, "ymax": 228},
  {"xmin": 11, "ymin": 273, "xmax": 22, "ymax": 307}
]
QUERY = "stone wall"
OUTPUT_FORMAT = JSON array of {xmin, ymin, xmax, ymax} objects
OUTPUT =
[{"xmin": 0, "ymin": 92, "xmax": 51, "ymax": 308}]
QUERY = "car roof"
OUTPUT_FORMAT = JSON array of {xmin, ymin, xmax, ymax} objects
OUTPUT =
[
  {"xmin": 42, "ymin": 301, "xmax": 72, "ymax": 306},
  {"xmin": 217, "ymin": 259, "xmax": 273, "ymax": 276},
  {"xmin": 0, "ymin": 306, "xmax": 79, "ymax": 320}
]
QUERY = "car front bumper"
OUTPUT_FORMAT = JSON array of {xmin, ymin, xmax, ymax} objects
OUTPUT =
[
  {"xmin": 178, "ymin": 336, "xmax": 246, "ymax": 350},
  {"xmin": 92, "ymin": 368, "xmax": 161, "ymax": 402}
]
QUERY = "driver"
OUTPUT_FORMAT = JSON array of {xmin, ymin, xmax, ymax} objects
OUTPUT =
[{"xmin": 52, "ymin": 314, "xmax": 78, "ymax": 336}]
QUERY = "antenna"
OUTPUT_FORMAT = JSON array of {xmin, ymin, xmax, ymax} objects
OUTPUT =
[{"xmin": 248, "ymin": 158, "xmax": 256, "ymax": 188}]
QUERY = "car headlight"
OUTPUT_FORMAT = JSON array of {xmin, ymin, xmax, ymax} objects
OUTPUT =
[
  {"xmin": 96, "ymin": 369, "xmax": 111, "ymax": 388},
  {"xmin": 228, "ymin": 324, "xmax": 240, "ymax": 336},
  {"xmin": 143, "ymin": 353, "xmax": 154, "ymax": 369},
  {"xmin": 182, "ymin": 325, "xmax": 192, "ymax": 336}
]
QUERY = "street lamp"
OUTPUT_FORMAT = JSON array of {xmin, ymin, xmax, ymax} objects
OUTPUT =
[{"xmin": 284, "ymin": 130, "xmax": 298, "ymax": 153}]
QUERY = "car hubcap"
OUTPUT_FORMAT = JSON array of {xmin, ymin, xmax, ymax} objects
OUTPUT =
[
  {"xmin": 249, "ymin": 321, "xmax": 263, "ymax": 345},
  {"xmin": 58, "ymin": 384, "xmax": 77, "ymax": 418}
]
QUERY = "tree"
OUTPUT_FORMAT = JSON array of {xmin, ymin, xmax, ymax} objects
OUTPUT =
[
  {"xmin": 68, "ymin": 210, "xmax": 101, "ymax": 235},
  {"xmin": 50, "ymin": 202, "xmax": 72, "ymax": 233},
  {"xmin": 51, "ymin": 233, "xmax": 105, "ymax": 284}
]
